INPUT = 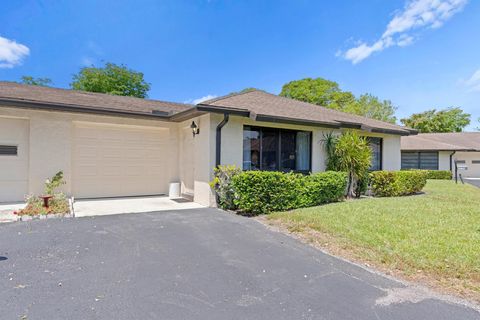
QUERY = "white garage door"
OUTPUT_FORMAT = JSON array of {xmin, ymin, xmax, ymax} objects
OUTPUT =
[
  {"xmin": 0, "ymin": 118, "xmax": 29, "ymax": 202},
  {"xmin": 455, "ymin": 152, "xmax": 480, "ymax": 178},
  {"xmin": 73, "ymin": 122, "xmax": 171, "ymax": 199}
]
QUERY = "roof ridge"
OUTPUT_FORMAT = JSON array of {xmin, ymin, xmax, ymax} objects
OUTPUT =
[
  {"xmin": 0, "ymin": 81, "xmax": 192, "ymax": 107},
  {"xmin": 260, "ymin": 90, "xmax": 411, "ymax": 131},
  {"xmin": 199, "ymin": 89, "xmax": 263, "ymax": 105}
]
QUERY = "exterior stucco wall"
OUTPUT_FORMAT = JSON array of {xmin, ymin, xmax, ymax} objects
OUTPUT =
[
  {"xmin": 179, "ymin": 114, "xmax": 216, "ymax": 207},
  {"xmin": 438, "ymin": 151, "xmax": 452, "ymax": 171},
  {"xmin": 0, "ymin": 106, "xmax": 180, "ymax": 198},
  {"xmin": 0, "ymin": 106, "xmax": 405, "ymax": 205},
  {"xmin": 217, "ymin": 116, "xmax": 403, "ymax": 172},
  {"xmin": 452, "ymin": 151, "xmax": 480, "ymax": 177},
  {"xmin": 411, "ymin": 151, "xmax": 480, "ymax": 178},
  {"xmin": 381, "ymin": 135, "xmax": 401, "ymax": 171}
]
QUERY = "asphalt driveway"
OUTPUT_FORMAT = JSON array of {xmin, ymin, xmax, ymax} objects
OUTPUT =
[
  {"xmin": 464, "ymin": 178, "xmax": 480, "ymax": 188},
  {"xmin": 0, "ymin": 209, "xmax": 478, "ymax": 320}
]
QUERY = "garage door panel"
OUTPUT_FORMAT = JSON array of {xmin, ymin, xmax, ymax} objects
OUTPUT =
[
  {"xmin": 73, "ymin": 123, "xmax": 170, "ymax": 198},
  {"xmin": 0, "ymin": 118, "xmax": 29, "ymax": 202}
]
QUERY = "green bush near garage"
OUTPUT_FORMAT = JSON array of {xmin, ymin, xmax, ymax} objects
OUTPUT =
[
  {"xmin": 370, "ymin": 170, "xmax": 427, "ymax": 197},
  {"xmin": 230, "ymin": 171, "xmax": 347, "ymax": 215}
]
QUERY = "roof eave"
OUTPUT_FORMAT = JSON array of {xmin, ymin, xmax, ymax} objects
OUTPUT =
[
  {"xmin": 253, "ymin": 114, "xmax": 340, "ymax": 129},
  {"xmin": 0, "ymin": 98, "xmax": 191, "ymax": 121}
]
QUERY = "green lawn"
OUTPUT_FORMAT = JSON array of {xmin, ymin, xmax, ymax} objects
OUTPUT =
[{"xmin": 267, "ymin": 180, "xmax": 480, "ymax": 300}]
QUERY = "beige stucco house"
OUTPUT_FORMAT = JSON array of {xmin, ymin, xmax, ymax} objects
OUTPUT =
[
  {"xmin": 401, "ymin": 132, "xmax": 480, "ymax": 177},
  {"xmin": 0, "ymin": 82, "xmax": 415, "ymax": 205}
]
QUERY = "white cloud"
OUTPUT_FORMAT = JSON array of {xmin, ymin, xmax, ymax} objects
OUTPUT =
[
  {"xmin": 185, "ymin": 94, "xmax": 217, "ymax": 105},
  {"xmin": 463, "ymin": 68, "xmax": 480, "ymax": 92},
  {"xmin": 341, "ymin": 0, "xmax": 468, "ymax": 64},
  {"xmin": 0, "ymin": 35, "xmax": 30, "ymax": 68}
]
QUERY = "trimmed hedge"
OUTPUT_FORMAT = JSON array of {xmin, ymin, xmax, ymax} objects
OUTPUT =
[
  {"xmin": 421, "ymin": 170, "xmax": 452, "ymax": 180},
  {"xmin": 402, "ymin": 169, "xmax": 452, "ymax": 180},
  {"xmin": 370, "ymin": 170, "xmax": 427, "ymax": 197},
  {"xmin": 231, "ymin": 171, "xmax": 347, "ymax": 215}
]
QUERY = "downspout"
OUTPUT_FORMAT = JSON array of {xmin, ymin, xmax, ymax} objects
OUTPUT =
[
  {"xmin": 215, "ymin": 113, "xmax": 230, "ymax": 167},
  {"xmin": 449, "ymin": 151, "xmax": 456, "ymax": 172}
]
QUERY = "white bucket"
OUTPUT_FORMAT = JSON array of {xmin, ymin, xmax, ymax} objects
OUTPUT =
[{"xmin": 169, "ymin": 182, "xmax": 181, "ymax": 199}]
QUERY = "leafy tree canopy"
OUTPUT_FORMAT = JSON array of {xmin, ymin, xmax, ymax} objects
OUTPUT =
[
  {"xmin": 344, "ymin": 94, "xmax": 397, "ymax": 124},
  {"xmin": 71, "ymin": 62, "xmax": 150, "ymax": 98},
  {"xmin": 400, "ymin": 107, "xmax": 471, "ymax": 133},
  {"xmin": 20, "ymin": 76, "xmax": 53, "ymax": 87},
  {"xmin": 280, "ymin": 77, "xmax": 397, "ymax": 123}
]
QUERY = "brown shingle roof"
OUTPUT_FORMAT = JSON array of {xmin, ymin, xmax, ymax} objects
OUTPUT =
[
  {"xmin": 200, "ymin": 90, "xmax": 415, "ymax": 135},
  {"xmin": 0, "ymin": 81, "xmax": 192, "ymax": 117},
  {"xmin": 401, "ymin": 132, "xmax": 480, "ymax": 151}
]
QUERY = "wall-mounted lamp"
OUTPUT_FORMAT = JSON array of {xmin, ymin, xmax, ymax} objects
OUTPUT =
[{"xmin": 190, "ymin": 121, "xmax": 200, "ymax": 137}]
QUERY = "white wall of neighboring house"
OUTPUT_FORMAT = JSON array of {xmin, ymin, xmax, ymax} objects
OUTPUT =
[
  {"xmin": 452, "ymin": 152, "xmax": 480, "ymax": 178},
  {"xmin": 438, "ymin": 151, "xmax": 480, "ymax": 177}
]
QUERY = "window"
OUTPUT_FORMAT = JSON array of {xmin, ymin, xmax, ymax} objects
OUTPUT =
[
  {"xmin": 243, "ymin": 126, "xmax": 311, "ymax": 172},
  {"xmin": 472, "ymin": 160, "xmax": 480, "ymax": 164},
  {"xmin": 401, "ymin": 151, "xmax": 439, "ymax": 170},
  {"xmin": 0, "ymin": 145, "xmax": 18, "ymax": 156},
  {"xmin": 366, "ymin": 137, "xmax": 382, "ymax": 171}
]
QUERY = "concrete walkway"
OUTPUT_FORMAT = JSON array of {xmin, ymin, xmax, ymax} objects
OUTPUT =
[
  {"xmin": 464, "ymin": 177, "xmax": 480, "ymax": 188},
  {"xmin": 0, "ymin": 202, "xmax": 25, "ymax": 223},
  {"xmin": 73, "ymin": 195, "xmax": 204, "ymax": 217}
]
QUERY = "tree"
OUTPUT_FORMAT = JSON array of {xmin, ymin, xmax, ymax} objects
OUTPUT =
[
  {"xmin": 333, "ymin": 131, "xmax": 372, "ymax": 198},
  {"xmin": 400, "ymin": 107, "xmax": 471, "ymax": 133},
  {"xmin": 20, "ymin": 76, "xmax": 52, "ymax": 87},
  {"xmin": 71, "ymin": 62, "xmax": 150, "ymax": 98},
  {"xmin": 344, "ymin": 94, "xmax": 397, "ymax": 124},
  {"xmin": 280, "ymin": 77, "xmax": 355, "ymax": 110},
  {"xmin": 280, "ymin": 77, "xmax": 397, "ymax": 123}
]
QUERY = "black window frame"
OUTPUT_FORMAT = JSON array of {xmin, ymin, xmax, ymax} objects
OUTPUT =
[
  {"xmin": 366, "ymin": 137, "xmax": 383, "ymax": 171},
  {"xmin": 243, "ymin": 126, "xmax": 312, "ymax": 173},
  {"xmin": 401, "ymin": 151, "xmax": 439, "ymax": 170}
]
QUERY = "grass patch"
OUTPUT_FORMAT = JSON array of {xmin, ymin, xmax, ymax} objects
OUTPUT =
[{"xmin": 267, "ymin": 180, "xmax": 480, "ymax": 301}]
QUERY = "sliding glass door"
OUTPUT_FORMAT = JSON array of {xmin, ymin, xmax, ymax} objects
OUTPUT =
[{"xmin": 243, "ymin": 126, "xmax": 312, "ymax": 173}]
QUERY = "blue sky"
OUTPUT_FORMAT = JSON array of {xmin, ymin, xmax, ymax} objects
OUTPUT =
[{"xmin": 1, "ymin": 0, "xmax": 479, "ymax": 129}]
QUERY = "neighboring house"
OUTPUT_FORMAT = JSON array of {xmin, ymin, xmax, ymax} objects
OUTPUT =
[
  {"xmin": 401, "ymin": 132, "xmax": 480, "ymax": 177},
  {"xmin": 0, "ymin": 82, "xmax": 415, "ymax": 205}
]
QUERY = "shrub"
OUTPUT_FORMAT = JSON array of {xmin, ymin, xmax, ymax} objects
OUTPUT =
[
  {"xmin": 231, "ymin": 171, "xmax": 347, "ymax": 215},
  {"xmin": 45, "ymin": 171, "xmax": 66, "ymax": 195},
  {"xmin": 355, "ymin": 172, "xmax": 370, "ymax": 198},
  {"xmin": 210, "ymin": 165, "xmax": 242, "ymax": 210},
  {"xmin": 232, "ymin": 171, "xmax": 300, "ymax": 215},
  {"xmin": 370, "ymin": 170, "xmax": 427, "ymax": 197},
  {"xmin": 16, "ymin": 193, "xmax": 70, "ymax": 216},
  {"xmin": 332, "ymin": 131, "xmax": 372, "ymax": 198},
  {"xmin": 297, "ymin": 171, "xmax": 348, "ymax": 207},
  {"xmin": 15, "ymin": 171, "xmax": 70, "ymax": 216},
  {"xmin": 419, "ymin": 170, "xmax": 452, "ymax": 180}
]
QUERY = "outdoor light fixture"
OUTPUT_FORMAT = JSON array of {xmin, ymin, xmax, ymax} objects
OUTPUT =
[{"xmin": 190, "ymin": 121, "xmax": 200, "ymax": 137}]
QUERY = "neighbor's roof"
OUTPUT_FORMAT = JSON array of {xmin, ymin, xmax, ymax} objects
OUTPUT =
[
  {"xmin": 401, "ymin": 132, "xmax": 480, "ymax": 151},
  {"xmin": 199, "ymin": 90, "xmax": 415, "ymax": 135},
  {"xmin": 0, "ymin": 81, "xmax": 194, "ymax": 119}
]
